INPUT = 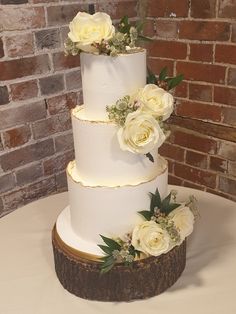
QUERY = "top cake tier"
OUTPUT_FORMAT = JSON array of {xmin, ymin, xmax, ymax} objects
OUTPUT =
[{"xmin": 80, "ymin": 50, "xmax": 146, "ymax": 121}]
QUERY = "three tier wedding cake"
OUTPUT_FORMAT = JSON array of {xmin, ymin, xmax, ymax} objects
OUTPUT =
[{"xmin": 52, "ymin": 12, "xmax": 196, "ymax": 301}]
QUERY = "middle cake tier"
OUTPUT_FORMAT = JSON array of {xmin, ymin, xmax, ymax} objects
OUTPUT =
[{"xmin": 72, "ymin": 105, "xmax": 163, "ymax": 186}]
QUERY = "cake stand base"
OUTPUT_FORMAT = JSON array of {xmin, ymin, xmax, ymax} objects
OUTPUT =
[{"xmin": 52, "ymin": 226, "xmax": 186, "ymax": 302}]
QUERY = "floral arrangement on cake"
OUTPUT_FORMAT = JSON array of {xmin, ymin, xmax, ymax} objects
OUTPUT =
[
  {"xmin": 99, "ymin": 189, "xmax": 197, "ymax": 273},
  {"xmin": 65, "ymin": 12, "xmax": 151, "ymax": 56}
]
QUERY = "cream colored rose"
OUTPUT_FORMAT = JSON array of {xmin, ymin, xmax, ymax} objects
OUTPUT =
[
  {"xmin": 138, "ymin": 84, "xmax": 174, "ymax": 120},
  {"xmin": 132, "ymin": 221, "xmax": 171, "ymax": 256},
  {"xmin": 68, "ymin": 12, "xmax": 115, "ymax": 53},
  {"xmin": 117, "ymin": 110, "xmax": 166, "ymax": 154},
  {"xmin": 168, "ymin": 206, "xmax": 194, "ymax": 241}
]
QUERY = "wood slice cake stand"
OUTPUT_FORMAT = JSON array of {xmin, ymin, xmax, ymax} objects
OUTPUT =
[{"xmin": 52, "ymin": 226, "xmax": 186, "ymax": 302}]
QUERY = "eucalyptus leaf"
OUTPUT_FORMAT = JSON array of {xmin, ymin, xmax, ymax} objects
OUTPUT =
[
  {"xmin": 100, "ymin": 235, "xmax": 121, "ymax": 250},
  {"xmin": 138, "ymin": 210, "xmax": 152, "ymax": 221},
  {"xmin": 167, "ymin": 74, "xmax": 184, "ymax": 90},
  {"xmin": 147, "ymin": 67, "xmax": 158, "ymax": 84},
  {"xmin": 165, "ymin": 203, "xmax": 181, "ymax": 215},
  {"xmin": 98, "ymin": 244, "xmax": 113, "ymax": 255},
  {"xmin": 149, "ymin": 188, "xmax": 162, "ymax": 213},
  {"xmin": 160, "ymin": 192, "xmax": 171, "ymax": 214},
  {"xmin": 159, "ymin": 67, "xmax": 168, "ymax": 81}
]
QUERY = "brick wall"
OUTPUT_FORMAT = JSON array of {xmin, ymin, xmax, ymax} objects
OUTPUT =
[
  {"xmin": 0, "ymin": 0, "xmax": 138, "ymax": 217},
  {"xmin": 144, "ymin": 0, "xmax": 236, "ymax": 201}
]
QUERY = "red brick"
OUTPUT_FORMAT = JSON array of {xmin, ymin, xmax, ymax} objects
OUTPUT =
[
  {"xmin": 218, "ymin": 0, "xmax": 236, "ymax": 18},
  {"xmin": 39, "ymin": 74, "xmax": 64, "ymax": 96},
  {"xmin": 43, "ymin": 150, "xmax": 74, "ymax": 175},
  {"xmin": 147, "ymin": 58, "xmax": 174, "ymax": 76},
  {"xmin": 30, "ymin": 0, "xmax": 58, "ymax": 3},
  {"xmin": 0, "ymin": 7, "xmax": 45, "ymax": 31},
  {"xmin": 0, "ymin": 86, "xmax": 9, "ymax": 105},
  {"xmin": 143, "ymin": 19, "xmax": 155, "ymax": 38},
  {"xmin": 186, "ymin": 150, "xmax": 208, "ymax": 169},
  {"xmin": 159, "ymin": 142, "xmax": 185, "ymax": 161},
  {"xmin": 35, "ymin": 28, "xmax": 61, "ymax": 50},
  {"xmin": 16, "ymin": 163, "xmax": 43, "ymax": 186},
  {"xmin": 56, "ymin": 171, "xmax": 68, "ymax": 192},
  {"xmin": 176, "ymin": 100, "xmax": 222, "ymax": 122},
  {"xmin": 228, "ymin": 161, "xmax": 236, "ymax": 176},
  {"xmin": 215, "ymin": 45, "xmax": 236, "ymax": 65},
  {"xmin": 1, "ymin": 0, "xmax": 28, "ymax": 3},
  {"xmin": 0, "ymin": 173, "xmax": 16, "ymax": 194},
  {"xmin": 191, "ymin": 0, "xmax": 216, "ymax": 18},
  {"xmin": 219, "ymin": 176, "xmax": 236, "ymax": 195},
  {"xmin": 0, "ymin": 138, "xmax": 54, "ymax": 171},
  {"xmin": 65, "ymin": 70, "xmax": 82, "ymax": 91},
  {"xmin": 173, "ymin": 81, "xmax": 187, "ymax": 98},
  {"xmin": 155, "ymin": 20, "xmax": 178, "ymax": 39},
  {"xmin": 170, "ymin": 128, "xmax": 217, "ymax": 154},
  {"xmin": 0, "ymin": 37, "xmax": 4, "ymax": 58},
  {"xmin": 189, "ymin": 43, "xmax": 213, "ymax": 62},
  {"xmin": 232, "ymin": 24, "xmax": 236, "ymax": 42},
  {"xmin": 148, "ymin": 40, "xmax": 187, "ymax": 59},
  {"xmin": 222, "ymin": 107, "xmax": 236, "ymax": 127},
  {"xmin": 47, "ymin": 4, "xmax": 84, "ymax": 26},
  {"xmin": 176, "ymin": 61, "xmax": 226, "ymax": 84},
  {"xmin": 179, "ymin": 21, "xmax": 230, "ymax": 41},
  {"xmin": 217, "ymin": 141, "xmax": 236, "ymax": 161},
  {"xmin": 55, "ymin": 132, "xmax": 74, "ymax": 152},
  {"xmin": 147, "ymin": 0, "xmax": 189, "ymax": 17},
  {"xmin": 5, "ymin": 33, "xmax": 33, "ymax": 58},
  {"xmin": 189, "ymin": 83, "xmax": 212, "ymax": 102},
  {"xmin": 97, "ymin": 1, "xmax": 137, "ymax": 19},
  {"xmin": 3, "ymin": 177, "xmax": 56, "ymax": 211},
  {"xmin": 214, "ymin": 86, "xmax": 236, "ymax": 107},
  {"xmin": 2, "ymin": 125, "xmax": 31, "ymax": 148},
  {"xmin": 206, "ymin": 187, "xmax": 236, "ymax": 201},
  {"xmin": 53, "ymin": 52, "xmax": 80, "ymax": 71},
  {"xmin": 228, "ymin": 68, "xmax": 236, "ymax": 86},
  {"xmin": 174, "ymin": 162, "xmax": 216, "ymax": 188},
  {"xmin": 10, "ymin": 80, "xmax": 38, "ymax": 101},
  {"xmin": 32, "ymin": 112, "xmax": 71, "ymax": 139},
  {"xmin": 0, "ymin": 101, "xmax": 46, "ymax": 130},
  {"xmin": 168, "ymin": 174, "xmax": 182, "ymax": 186},
  {"xmin": 210, "ymin": 156, "xmax": 228, "ymax": 173},
  {"xmin": 46, "ymin": 92, "xmax": 77, "ymax": 115},
  {"xmin": 0, "ymin": 55, "xmax": 50, "ymax": 81}
]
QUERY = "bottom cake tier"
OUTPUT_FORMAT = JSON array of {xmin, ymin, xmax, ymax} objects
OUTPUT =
[{"xmin": 52, "ymin": 226, "xmax": 186, "ymax": 302}]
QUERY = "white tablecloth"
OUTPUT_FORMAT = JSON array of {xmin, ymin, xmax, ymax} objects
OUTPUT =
[{"xmin": 0, "ymin": 186, "xmax": 236, "ymax": 314}]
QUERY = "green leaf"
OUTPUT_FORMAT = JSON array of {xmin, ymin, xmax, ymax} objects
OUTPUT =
[
  {"xmin": 138, "ymin": 35, "xmax": 153, "ymax": 42},
  {"xmin": 98, "ymin": 245, "xmax": 113, "ymax": 255},
  {"xmin": 145, "ymin": 152, "xmax": 154, "ymax": 162},
  {"xmin": 138, "ymin": 210, "xmax": 152, "ymax": 221},
  {"xmin": 167, "ymin": 74, "xmax": 184, "ymax": 90},
  {"xmin": 165, "ymin": 203, "xmax": 181, "ymax": 215},
  {"xmin": 160, "ymin": 192, "xmax": 171, "ymax": 214},
  {"xmin": 149, "ymin": 188, "xmax": 162, "ymax": 213},
  {"xmin": 118, "ymin": 15, "xmax": 131, "ymax": 34},
  {"xmin": 159, "ymin": 67, "xmax": 168, "ymax": 81},
  {"xmin": 147, "ymin": 67, "xmax": 158, "ymax": 84},
  {"xmin": 100, "ymin": 256, "xmax": 116, "ymax": 274},
  {"xmin": 100, "ymin": 235, "xmax": 121, "ymax": 250}
]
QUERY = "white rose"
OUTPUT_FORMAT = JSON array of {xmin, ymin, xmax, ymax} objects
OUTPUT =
[
  {"xmin": 117, "ymin": 110, "xmax": 166, "ymax": 155},
  {"xmin": 68, "ymin": 12, "xmax": 115, "ymax": 53},
  {"xmin": 168, "ymin": 206, "xmax": 194, "ymax": 241},
  {"xmin": 138, "ymin": 84, "xmax": 174, "ymax": 120},
  {"xmin": 132, "ymin": 221, "xmax": 171, "ymax": 256}
]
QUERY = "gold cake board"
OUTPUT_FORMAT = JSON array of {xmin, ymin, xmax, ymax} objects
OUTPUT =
[{"xmin": 52, "ymin": 226, "xmax": 186, "ymax": 302}]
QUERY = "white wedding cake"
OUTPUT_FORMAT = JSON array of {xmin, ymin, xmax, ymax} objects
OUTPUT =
[
  {"xmin": 56, "ymin": 49, "xmax": 168, "ymax": 256},
  {"xmin": 52, "ymin": 12, "xmax": 195, "ymax": 301}
]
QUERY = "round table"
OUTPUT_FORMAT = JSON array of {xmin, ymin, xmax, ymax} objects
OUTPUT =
[{"xmin": 0, "ymin": 186, "xmax": 235, "ymax": 314}]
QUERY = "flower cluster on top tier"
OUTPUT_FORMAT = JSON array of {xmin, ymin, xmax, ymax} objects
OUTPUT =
[
  {"xmin": 106, "ymin": 84, "xmax": 174, "ymax": 161},
  {"xmin": 99, "ymin": 189, "xmax": 197, "ymax": 273},
  {"xmin": 65, "ymin": 12, "xmax": 150, "ymax": 56}
]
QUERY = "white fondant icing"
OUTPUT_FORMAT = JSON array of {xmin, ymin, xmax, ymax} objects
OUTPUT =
[
  {"xmin": 80, "ymin": 50, "xmax": 146, "ymax": 120},
  {"xmin": 72, "ymin": 106, "xmax": 162, "ymax": 186},
  {"xmin": 65, "ymin": 159, "xmax": 168, "ymax": 253}
]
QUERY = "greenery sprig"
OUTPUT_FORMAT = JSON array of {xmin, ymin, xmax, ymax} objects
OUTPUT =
[
  {"xmin": 147, "ymin": 67, "xmax": 184, "ymax": 91},
  {"xmin": 98, "ymin": 234, "xmax": 140, "ymax": 274}
]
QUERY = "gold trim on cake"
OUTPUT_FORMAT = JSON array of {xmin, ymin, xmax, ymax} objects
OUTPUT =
[
  {"xmin": 66, "ymin": 159, "xmax": 168, "ymax": 188},
  {"xmin": 72, "ymin": 106, "xmax": 116, "ymax": 125},
  {"xmin": 53, "ymin": 225, "xmax": 102, "ymax": 262}
]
